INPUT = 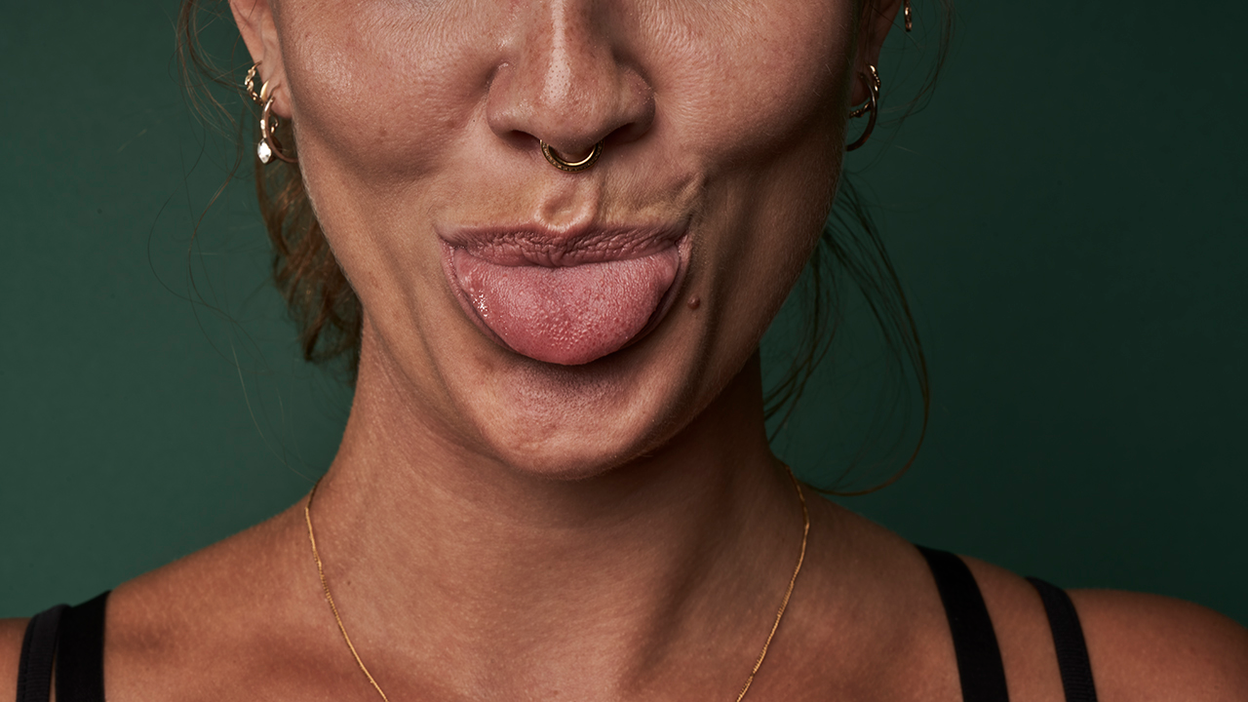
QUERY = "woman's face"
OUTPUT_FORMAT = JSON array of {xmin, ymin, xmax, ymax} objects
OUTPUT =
[{"xmin": 236, "ymin": 0, "xmax": 886, "ymax": 476}]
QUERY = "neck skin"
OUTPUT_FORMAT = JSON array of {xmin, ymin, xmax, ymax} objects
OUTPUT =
[{"xmin": 306, "ymin": 330, "xmax": 808, "ymax": 702}]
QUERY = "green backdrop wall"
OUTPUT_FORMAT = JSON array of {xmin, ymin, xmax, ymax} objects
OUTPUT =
[{"xmin": 3, "ymin": 1, "xmax": 1245, "ymax": 626}]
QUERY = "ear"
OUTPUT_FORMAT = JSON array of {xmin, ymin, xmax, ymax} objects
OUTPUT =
[
  {"xmin": 849, "ymin": 0, "xmax": 904, "ymax": 106},
  {"xmin": 230, "ymin": 0, "xmax": 293, "ymax": 117}
]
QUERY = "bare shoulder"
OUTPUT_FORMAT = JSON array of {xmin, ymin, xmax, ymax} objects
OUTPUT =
[
  {"xmin": 1070, "ymin": 588, "xmax": 1248, "ymax": 701},
  {"xmin": 960, "ymin": 555, "xmax": 1248, "ymax": 702},
  {"xmin": 0, "ymin": 505, "xmax": 312, "ymax": 702},
  {"xmin": 0, "ymin": 617, "xmax": 31, "ymax": 695}
]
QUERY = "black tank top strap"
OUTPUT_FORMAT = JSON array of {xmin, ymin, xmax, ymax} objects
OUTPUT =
[
  {"xmin": 916, "ymin": 545, "xmax": 1011, "ymax": 702},
  {"xmin": 55, "ymin": 591, "xmax": 110, "ymax": 702},
  {"xmin": 15, "ymin": 604, "xmax": 67, "ymax": 702},
  {"xmin": 13, "ymin": 592, "xmax": 110, "ymax": 702},
  {"xmin": 1026, "ymin": 577, "xmax": 1099, "ymax": 702}
]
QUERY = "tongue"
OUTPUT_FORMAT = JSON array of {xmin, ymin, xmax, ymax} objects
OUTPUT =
[{"xmin": 453, "ymin": 248, "xmax": 680, "ymax": 365}]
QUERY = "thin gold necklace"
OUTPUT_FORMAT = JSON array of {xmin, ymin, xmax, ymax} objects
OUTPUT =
[{"xmin": 304, "ymin": 468, "xmax": 810, "ymax": 702}]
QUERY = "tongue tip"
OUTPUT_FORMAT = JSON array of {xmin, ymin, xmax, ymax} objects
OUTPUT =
[
  {"xmin": 452, "ymin": 248, "xmax": 680, "ymax": 365},
  {"xmin": 519, "ymin": 345, "xmax": 614, "ymax": 366}
]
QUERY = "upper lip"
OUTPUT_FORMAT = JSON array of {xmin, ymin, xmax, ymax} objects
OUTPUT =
[{"xmin": 438, "ymin": 221, "xmax": 688, "ymax": 267}]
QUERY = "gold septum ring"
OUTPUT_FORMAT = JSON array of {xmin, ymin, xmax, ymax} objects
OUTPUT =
[{"xmin": 540, "ymin": 141, "xmax": 603, "ymax": 172}]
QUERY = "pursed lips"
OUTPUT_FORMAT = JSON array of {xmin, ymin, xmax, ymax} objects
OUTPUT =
[{"xmin": 439, "ymin": 223, "xmax": 688, "ymax": 267}]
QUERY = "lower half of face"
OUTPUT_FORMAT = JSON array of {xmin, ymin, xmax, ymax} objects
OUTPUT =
[{"xmin": 274, "ymin": 0, "xmax": 855, "ymax": 476}]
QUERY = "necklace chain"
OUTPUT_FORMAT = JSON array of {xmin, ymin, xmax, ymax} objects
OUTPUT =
[{"xmin": 304, "ymin": 468, "xmax": 810, "ymax": 702}]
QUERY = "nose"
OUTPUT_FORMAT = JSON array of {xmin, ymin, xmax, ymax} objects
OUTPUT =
[{"xmin": 486, "ymin": 1, "xmax": 654, "ymax": 166}]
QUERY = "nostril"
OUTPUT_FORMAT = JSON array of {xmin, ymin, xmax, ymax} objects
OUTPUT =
[{"xmin": 485, "ymin": 43, "xmax": 656, "ymax": 167}]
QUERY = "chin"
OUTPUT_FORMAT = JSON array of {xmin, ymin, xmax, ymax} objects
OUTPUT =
[{"xmin": 444, "ymin": 331, "xmax": 706, "ymax": 482}]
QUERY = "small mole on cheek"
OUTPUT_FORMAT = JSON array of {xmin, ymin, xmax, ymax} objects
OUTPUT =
[{"xmin": 687, "ymin": 295, "xmax": 701, "ymax": 311}]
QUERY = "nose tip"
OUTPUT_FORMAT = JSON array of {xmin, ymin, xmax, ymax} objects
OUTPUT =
[
  {"xmin": 488, "ymin": 61, "xmax": 655, "ymax": 161},
  {"xmin": 486, "ymin": 9, "xmax": 654, "ymax": 168}
]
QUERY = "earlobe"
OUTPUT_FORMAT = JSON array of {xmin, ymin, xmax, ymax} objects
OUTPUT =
[{"xmin": 229, "ymin": 0, "xmax": 292, "ymax": 117}]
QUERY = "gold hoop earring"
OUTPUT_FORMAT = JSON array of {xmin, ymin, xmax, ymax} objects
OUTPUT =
[
  {"xmin": 540, "ymin": 141, "xmax": 602, "ymax": 172},
  {"xmin": 904, "ymin": 0, "xmax": 913, "ymax": 32},
  {"xmin": 846, "ymin": 65, "xmax": 881, "ymax": 152},
  {"xmin": 258, "ymin": 90, "xmax": 297, "ymax": 164},
  {"xmin": 244, "ymin": 62, "xmax": 265, "ymax": 104}
]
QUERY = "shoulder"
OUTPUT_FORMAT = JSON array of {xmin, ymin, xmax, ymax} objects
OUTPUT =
[
  {"xmin": 962, "ymin": 556, "xmax": 1248, "ymax": 702},
  {"xmin": 1070, "ymin": 588, "xmax": 1248, "ymax": 701},
  {"xmin": 0, "ymin": 507, "xmax": 313, "ymax": 702},
  {"xmin": 0, "ymin": 616, "xmax": 31, "ymax": 696}
]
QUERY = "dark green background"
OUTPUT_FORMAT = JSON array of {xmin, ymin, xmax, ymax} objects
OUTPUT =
[{"xmin": 3, "ymin": 1, "xmax": 1245, "ymax": 626}]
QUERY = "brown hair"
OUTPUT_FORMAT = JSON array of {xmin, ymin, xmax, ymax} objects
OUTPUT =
[
  {"xmin": 177, "ymin": 0, "xmax": 952, "ymax": 492},
  {"xmin": 178, "ymin": 1, "xmax": 362, "ymax": 376}
]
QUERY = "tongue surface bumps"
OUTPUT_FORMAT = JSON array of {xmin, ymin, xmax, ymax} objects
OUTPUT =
[{"xmin": 453, "ymin": 248, "xmax": 679, "ymax": 365}]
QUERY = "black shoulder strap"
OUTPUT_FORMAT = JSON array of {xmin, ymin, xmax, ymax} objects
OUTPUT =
[
  {"xmin": 917, "ymin": 546, "xmax": 1010, "ymax": 702},
  {"xmin": 54, "ymin": 591, "xmax": 110, "ymax": 702},
  {"xmin": 1026, "ymin": 578, "xmax": 1098, "ymax": 702},
  {"xmin": 16, "ymin": 604, "xmax": 68, "ymax": 702}
]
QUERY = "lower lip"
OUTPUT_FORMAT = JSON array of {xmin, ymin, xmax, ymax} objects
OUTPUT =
[{"xmin": 445, "ymin": 245, "xmax": 683, "ymax": 365}]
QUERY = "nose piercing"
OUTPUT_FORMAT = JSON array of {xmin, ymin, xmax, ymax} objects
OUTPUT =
[{"xmin": 541, "ymin": 141, "xmax": 603, "ymax": 172}]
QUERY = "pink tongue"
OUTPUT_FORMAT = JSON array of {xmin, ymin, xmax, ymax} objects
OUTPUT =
[{"xmin": 453, "ymin": 248, "xmax": 679, "ymax": 365}]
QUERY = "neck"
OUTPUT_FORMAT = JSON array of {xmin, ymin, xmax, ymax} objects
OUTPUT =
[{"xmin": 305, "ymin": 343, "xmax": 806, "ymax": 702}]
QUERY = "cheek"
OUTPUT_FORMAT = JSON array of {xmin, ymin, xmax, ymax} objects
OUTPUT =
[
  {"xmin": 648, "ymin": 2, "xmax": 853, "ymax": 165},
  {"xmin": 272, "ymin": 3, "xmax": 510, "ymax": 318},
  {"xmin": 650, "ymin": 2, "xmax": 851, "ymax": 325},
  {"xmin": 277, "ymin": 2, "xmax": 499, "ymax": 183},
  {"xmin": 668, "ymin": 7, "xmax": 850, "ymax": 349},
  {"xmin": 697, "ymin": 158, "xmax": 837, "ymax": 359}
]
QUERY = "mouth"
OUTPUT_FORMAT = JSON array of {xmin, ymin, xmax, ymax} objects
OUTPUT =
[{"xmin": 439, "ymin": 223, "xmax": 689, "ymax": 365}]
